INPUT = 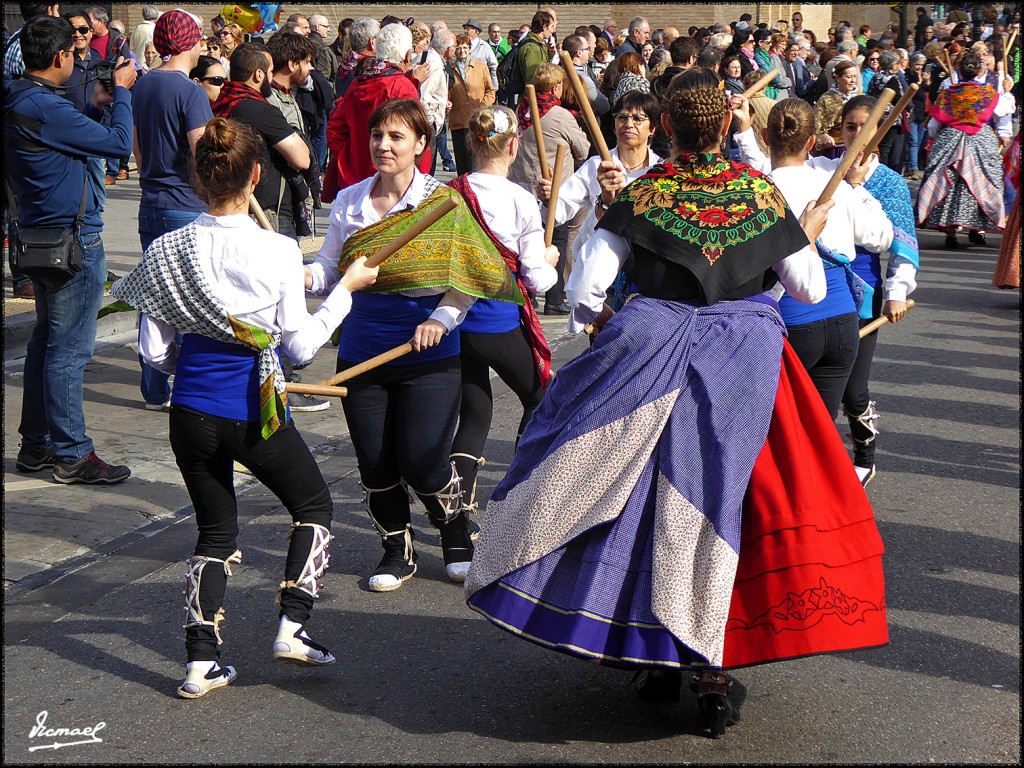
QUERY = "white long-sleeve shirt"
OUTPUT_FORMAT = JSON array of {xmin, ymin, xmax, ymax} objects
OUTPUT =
[
  {"xmin": 464, "ymin": 172, "xmax": 558, "ymax": 294},
  {"xmin": 307, "ymin": 169, "xmax": 475, "ymax": 332},
  {"xmin": 735, "ymin": 127, "xmax": 916, "ymax": 302},
  {"xmin": 547, "ymin": 146, "xmax": 662, "ymax": 268},
  {"xmin": 139, "ymin": 213, "xmax": 352, "ymax": 373},
  {"xmin": 566, "ymin": 225, "xmax": 827, "ymax": 334},
  {"xmin": 419, "ymin": 48, "xmax": 448, "ymax": 135}
]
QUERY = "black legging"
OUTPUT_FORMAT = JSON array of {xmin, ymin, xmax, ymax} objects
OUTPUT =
[
  {"xmin": 450, "ymin": 327, "xmax": 546, "ymax": 503},
  {"xmin": 842, "ymin": 289, "xmax": 884, "ymax": 467},
  {"xmin": 169, "ymin": 406, "xmax": 333, "ymax": 660}
]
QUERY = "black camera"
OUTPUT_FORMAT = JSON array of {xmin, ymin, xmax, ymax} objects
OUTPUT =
[{"xmin": 93, "ymin": 59, "xmax": 118, "ymax": 85}]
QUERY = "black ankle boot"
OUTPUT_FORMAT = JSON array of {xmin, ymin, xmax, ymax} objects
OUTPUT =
[
  {"xmin": 368, "ymin": 527, "xmax": 417, "ymax": 592},
  {"xmin": 692, "ymin": 671, "xmax": 740, "ymax": 739},
  {"xmin": 440, "ymin": 512, "xmax": 474, "ymax": 582}
]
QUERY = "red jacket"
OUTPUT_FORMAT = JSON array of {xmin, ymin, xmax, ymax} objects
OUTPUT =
[{"xmin": 323, "ymin": 65, "xmax": 432, "ymax": 202}]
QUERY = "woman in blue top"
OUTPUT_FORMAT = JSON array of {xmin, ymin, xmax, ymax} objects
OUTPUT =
[
  {"xmin": 115, "ymin": 117, "xmax": 379, "ymax": 698},
  {"xmin": 733, "ymin": 97, "xmax": 894, "ymax": 424},
  {"xmin": 447, "ymin": 105, "xmax": 559, "ymax": 527},
  {"xmin": 307, "ymin": 99, "xmax": 521, "ymax": 592}
]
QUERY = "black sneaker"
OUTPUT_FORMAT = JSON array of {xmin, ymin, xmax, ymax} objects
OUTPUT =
[
  {"xmin": 287, "ymin": 392, "xmax": 331, "ymax": 412},
  {"xmin": 16, "ymin": 443, "xmax": 56, "ymax": 472},
  {"xmin": 967, "ymin": 230, "xmax": 987, "ymax": 246},
  {"xmin": 52, "ymin": 451, "xmax": 131, "ymax": 485}
]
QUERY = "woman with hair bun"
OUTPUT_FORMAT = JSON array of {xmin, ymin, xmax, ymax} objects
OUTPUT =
[
  {"xmin": 307, "ymin": 98, "xmax": 521, "ymax": 592},
  {"xmin": 466, "ymin": 68, "xmax": 889, "ymax": 739},
  {"xmin": 447, "ymin": 105, "xmax": 559, "ymax": 523},
  {"xmin": 731, "ymin": 96, "xmax": 893, "ymax": 437},
  {"xmin": 111, "ymin": 117, "xmax": 380, "ymax": 698}
]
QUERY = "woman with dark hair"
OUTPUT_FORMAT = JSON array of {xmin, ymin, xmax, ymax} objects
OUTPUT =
[
  {"xmin": 814, "ymin": 59, "xmax": 860, "ymax": 154},
  {"xmin": 447, "ymin": 105, "xmax": 559, "ymax": 523},
  {"xmin": 189, "ymin": 55, "xmax": 227, "ymax": 104},
  {"xmin": 753, "ymin": 29, "xmax": 780, "ymax": 98},
  {"xmin": 916, "ymin": 50, "xmax": 1012, "ymax": 247},
  {"xmin": 732, "ymin": 96, "xmax": 894, "ymax": 432},
  {"xmin": 861, "ymin": 48, "xmax": 881, "ymax": 91},
  {"xmin": 466, "ymin": 68, "xmax": 888, "ymax": 739},
  {"xmin": 448, "ymin": 33, "xmax": 496, "ymax": 175},
  {"xmin": 112, "ymin": 117, "xmax": 380, "ymax": 698},
  {"xmin": 541, "ymin": 91, "xmax": 663, "ymax": 307},
  {"xmin": 307, "ymin": 99, "xmax": 520, "ymax": 591},
  {"xmin": 610, "ymin": 51, "xmax": 650, "ymax": 104},
  {"xmin": 867, "ymin": 50, "xmax": 910, "ymax": 172},
  {"xmin": 721, "ymin": 54, "xmax": 745, "ymax": 94}
]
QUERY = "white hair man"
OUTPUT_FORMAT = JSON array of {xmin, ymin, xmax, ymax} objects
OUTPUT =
[
  {"xmin": 336, "ymin": 17, "xmax": 380, "ymax": 97},
  {"xmin": 324, "ymin": 23, "xmax": 434, "ymax": 194},
  {"xmin": 617, "ymin": 15, "xmax": 650, "ymax": 59},
  {"xmin": 130, "ymin": 4, "xmax": 160, "ymax": 63}
]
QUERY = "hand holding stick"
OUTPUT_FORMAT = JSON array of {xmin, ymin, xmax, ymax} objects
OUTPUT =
[
  {"xmin": 545, "ymin": 145, "xmax": 567, "ymax": 247},
  {"xmin": 249, "ymin": 195, "xmax": 274, "ymax": 231},
  {"xmin": 526, "ymin": 84, "xmax": 550, "ymax": 180},
  {"xmin": 863, "ymin": 84, "xmax": 919, "ymax": 157},
  {"xmin": 815, "ymin": 89, "xmax": 894, "ymax": 207},
  {"xmin": 859, "ymin": 299, "xmax": 916, "ymax": 338},
  {"xmin": 741, "ymin": 67, "xmax": 780, "ymax": 99},
  {"xmin": 320, "ymin": 342, "xmax": 415, "ymax": 387},
  {"xmin": 559, "ymin": 57, "xmax": 613, "ymax": 162}
]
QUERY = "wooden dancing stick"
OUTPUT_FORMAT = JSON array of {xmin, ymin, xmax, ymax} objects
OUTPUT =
[
  {"xmin": 863, "ymin": 83, "xmax": 920, "ymax": 157},
  {"xmin": 320, "ymin": 342, "xmax": 415, "ymax": 386},
  {"xmin": 741, "ymin": 67, "xmax": 780, "ymax": 99},
  {"xmin": 859, "ymin": 299, "xmax": 917, "ymax": 338},
  {"xmin": 1007, "ymin": 29, "xmax": 1018, "ymax": 54},
  {"xmin": 526, "ymin": 85, "xmax": 551, "ymax": 180},
  {"xmin": 814, "ymin": 88, "xmax": 894, "ymax": 207},
  {"xmin": 559, "ymin": 56, "xmax": 613, "ymax": 162},
  {"xmin": 935, "ymin": 53, "xmax": 952, "ymax": 76},
  {"xmin": 1000, "ymin": 33, "xmax": 1009, "ymax": 76},
  {"xmin": 362, "ymin": 198, "xmax": 459, "ymax": 269},
  {"xmin": 943, "ymin": 48, "xmax": 957, "ymax": 82},
  {"xmin": 249, "ymin": 195, "xmax": 274, "ymax": 231},
  {"xmin": 545, "ymin": 144, "xmax": 567, "ymax": 247},
  {"xmin": 285, "ymin": 382, "xmax": 349, "ymax": 398}
]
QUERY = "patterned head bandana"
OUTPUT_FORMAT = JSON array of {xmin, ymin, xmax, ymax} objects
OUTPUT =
[{"xmin": 153, "ymin": 9, "xmax": 202, "ymax": 56}]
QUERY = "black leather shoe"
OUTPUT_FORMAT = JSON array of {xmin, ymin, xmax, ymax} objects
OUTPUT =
[
  {"xmin": 945, "ymin": 234, "xmax": 959, "ymax": 249},
  {"xmin": 544, "ymin": 302, "xmax": 570, "ymax": 316},
  {"xmin": 968, "ymin": 230, "xmax": 986, "ymax": 246}
]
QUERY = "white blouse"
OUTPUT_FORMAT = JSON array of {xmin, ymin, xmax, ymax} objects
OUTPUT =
[
  {"xmin": 465, "ymin": 172, "xmax": 557, "ymax": 295},
  {"xmin": 547, "ymin": 146, "xmax": 662, "ymax": 266},
  {"xmin": 140, "ymin": 213, "xmax": 352, "ymax": 372},
  {"xmin": 307, "ymin": 169, "xmax": 474, "ymax": 332},
  {"xmin": 735, "ymin": 128, "xmax": 917, "ymax": 302}
]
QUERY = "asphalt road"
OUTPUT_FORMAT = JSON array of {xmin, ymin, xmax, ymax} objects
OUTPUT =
[{"xmin": 2, "ymin": 179, "xmax": 1020, "ymax": 763}]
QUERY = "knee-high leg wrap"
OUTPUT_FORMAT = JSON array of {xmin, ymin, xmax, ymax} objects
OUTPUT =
[
  {"xmin": 363, "ymin": 481, "xmax": 412, "ymax": 536},
  {"xmin": 450, "ymin": 453, "xmax": 485, "ymax": 516},
  {"xmin": 276, "ymin": 522, "xmax": 332, "ymax": 606},
  {"xmin": 414, "ymin": 462, "xmax": 463, "ymax": 528},
  {"xmin": 183, "ymin": 550, "xmax": 242, "ymax": 647},
  {"xmin": 844, "ymin": 400, "xmax": 880, "ymax": 446}
]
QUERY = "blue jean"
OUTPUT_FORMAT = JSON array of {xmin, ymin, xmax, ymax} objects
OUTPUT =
[
  {"xmin": 137, "ymin": 207, "xmax": 204, "ymax": 404},
  {"xmin": 19, "ymin": 232, "xmax": 106, "ymax": 462},
  {"xmin": 785, "ymin": 311, "xmax": 861, "ymax": 421},
  {"xmin": 906, "ymin": 120, "xmax": 926, "ymax": 171},
  {"xmin": 312, "ymin": 120, "xmax": 328, "ymax": 174},
  {"xmin": 435, "ymin": 123, "xmax": 454, "ymax": 167}
]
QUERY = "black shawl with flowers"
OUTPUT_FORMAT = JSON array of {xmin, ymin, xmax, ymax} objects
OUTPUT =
[{"xmin": 596, "ymin": 154, "xmax": 810, "ymax": 305}]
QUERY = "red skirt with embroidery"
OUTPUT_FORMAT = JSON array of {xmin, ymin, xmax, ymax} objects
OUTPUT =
[{"xmin": 723, "ymin": 341, "xmax": 889, "ymax": 668}]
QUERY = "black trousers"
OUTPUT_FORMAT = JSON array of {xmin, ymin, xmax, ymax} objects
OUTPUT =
[
  {"xmin": 450, "ymin": 328, "xmax": 546, "ymax": 497},
  {"xmin": 545, "ymin": 222, "xmax": 568, "ymax": 307},
  {"xmin": 842, "ymin": 290, "xmax": 885, "ymax": 467},
  {"xmin": 169, "ymin": 406, "xmax": 332, "ymax": 659},
  {"xmin": 339, "ymin": 356, "xmax": 461, "ymax": 532},
  {"xmin": 786, "ymin": 311, "xmax": 861, "ymax": 421},
  {"xmin": 451, "ymin": 127, "xmax": 473, "ymax": 176}
]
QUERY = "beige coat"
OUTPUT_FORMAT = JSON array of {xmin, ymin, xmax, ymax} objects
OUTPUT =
[
  {"xmin": 448, "ymin": 59, "xmax": 496, "ymax": 131},
  {"xmin": 509, "ymin": 105, "xmax": 590, "ymax": 201}
]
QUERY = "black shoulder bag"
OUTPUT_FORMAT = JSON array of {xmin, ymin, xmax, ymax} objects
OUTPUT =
[{"xmin": 8, "ymin": 167, "xmax": 88, "ymax": 280}]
